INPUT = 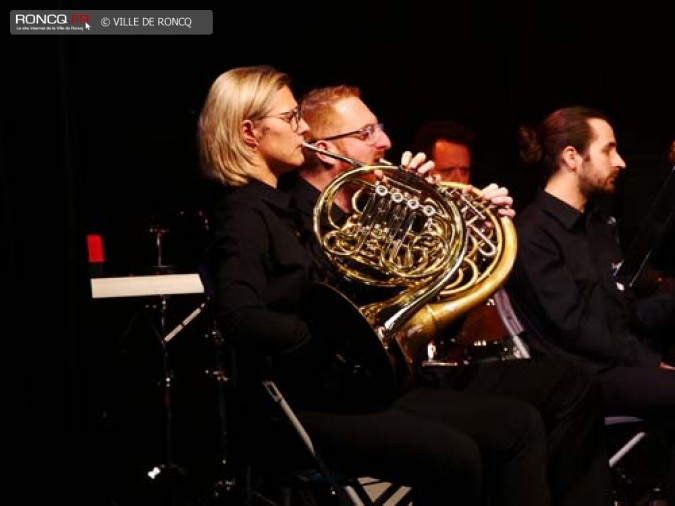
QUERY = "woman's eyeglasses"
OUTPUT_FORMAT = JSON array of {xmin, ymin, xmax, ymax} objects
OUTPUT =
[{"xmin": 259, "ymin": 106, "xmax": 302, "ymax": 131}]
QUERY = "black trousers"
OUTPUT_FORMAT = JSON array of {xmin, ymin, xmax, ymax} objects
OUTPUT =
[
  {"xmin": 301, "ymin": 386, "xmax": 549, "ymax": 506},
  {"xmin": 419, "ymin": 357, "xmax": 612, "ymax": 506},
  {"xmin": 300, "ymin": 357, "xmax": 611, "ymax": 506},
  {"xmin": 600, "ymin": 366, "xmax": 675, "ymax": 504}
]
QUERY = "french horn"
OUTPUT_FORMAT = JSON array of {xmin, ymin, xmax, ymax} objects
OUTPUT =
[{"xmin": 301, "ymin": 142, "xmax": 516, "ymax": 399}]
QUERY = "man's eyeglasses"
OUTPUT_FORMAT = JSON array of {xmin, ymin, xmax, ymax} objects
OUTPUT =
[
  {"xmin": 320, "ymin": 123, "xmax": 385, "ymax": 145},
  {"xmin": 259, "ymin": 106, "xmax": 302, "ymax": 131}
]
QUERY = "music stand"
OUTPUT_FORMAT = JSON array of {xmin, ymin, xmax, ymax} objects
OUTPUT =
[{"xmin": 90, "ymin": 272, "xmax": 207, "ymax": 503}]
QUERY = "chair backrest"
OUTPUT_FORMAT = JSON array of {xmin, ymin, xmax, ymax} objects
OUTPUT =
[{"xmin": 493, "ymin": 288, "xmax": 532, "ymax": 359}]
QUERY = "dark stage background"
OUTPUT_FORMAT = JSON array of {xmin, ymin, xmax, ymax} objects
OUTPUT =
[{"xmin": 6, "ymin": 2, "xmax": 674, "ymax": 504}]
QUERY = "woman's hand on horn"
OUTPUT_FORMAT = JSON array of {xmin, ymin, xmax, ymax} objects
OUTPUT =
[{"xmin": 475, "ymin": 183, "xmax": 516, "ymax": 218}]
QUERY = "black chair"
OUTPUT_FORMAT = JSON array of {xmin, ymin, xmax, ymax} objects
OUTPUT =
[
  {"xmin": 251, "ymin": 378, "xmax": 413, "ymax": 506},
  {"xmin": 211, "ymin": 346, "xmax": 413, "ymax": 506}
]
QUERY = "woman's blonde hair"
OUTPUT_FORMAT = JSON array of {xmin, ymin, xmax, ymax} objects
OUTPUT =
[{"xmin": 198, "ymin": 65, "xmax": 291, "ymax": 186}]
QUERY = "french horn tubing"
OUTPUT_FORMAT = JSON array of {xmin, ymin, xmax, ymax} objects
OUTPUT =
[
  {"xmin": 395, "ymin": 182, "xmax": 517, "ymax": 369},
  {"xmin": 301, "ymin": 142, "xmax": 516, "ymax": 392}
]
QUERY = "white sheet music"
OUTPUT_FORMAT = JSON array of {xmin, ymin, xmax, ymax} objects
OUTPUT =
[{"xmin": 90, "ymin": 273, "xmax": 204, "ymax": 298}]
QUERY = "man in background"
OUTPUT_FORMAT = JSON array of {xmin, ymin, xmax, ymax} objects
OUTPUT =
[{"xmin": 413, "ymin": 119, "xmax": 474, "ymax": 184}]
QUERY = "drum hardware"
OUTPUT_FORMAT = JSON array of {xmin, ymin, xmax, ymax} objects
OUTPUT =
[
  {"xmin": 148, "ymin": 223, "xmax": 175, "ymax": 274},
  {"xmin": 145, "ymin": 209, "xmax": 210, "ymax": 275},
  {"xmin": 421, "ymin": 296, "xmax": 516, "ymax": 367}
]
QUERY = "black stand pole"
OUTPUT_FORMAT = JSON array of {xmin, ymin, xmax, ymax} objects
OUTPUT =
[
  {"xmin": 144, "ymin": 225, "xmax": 185, "ymax": 498},
  {"xmin": 203, "ymin": 320, "xmax": 239, "ymax": 504},
  {"xmin": 144, "ymin": 295, "xmax": 187, "ymax": 506}
]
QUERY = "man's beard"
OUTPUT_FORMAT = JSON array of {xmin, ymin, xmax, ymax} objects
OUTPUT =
[{"xmin": 579, "ymin": 163, "xmax": 617, "ymax": 199}]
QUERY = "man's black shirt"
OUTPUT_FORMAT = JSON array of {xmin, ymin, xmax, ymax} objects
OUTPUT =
[{"xmin": 506, "ymin": 190, "xmax": 661, "ymax": 370}]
